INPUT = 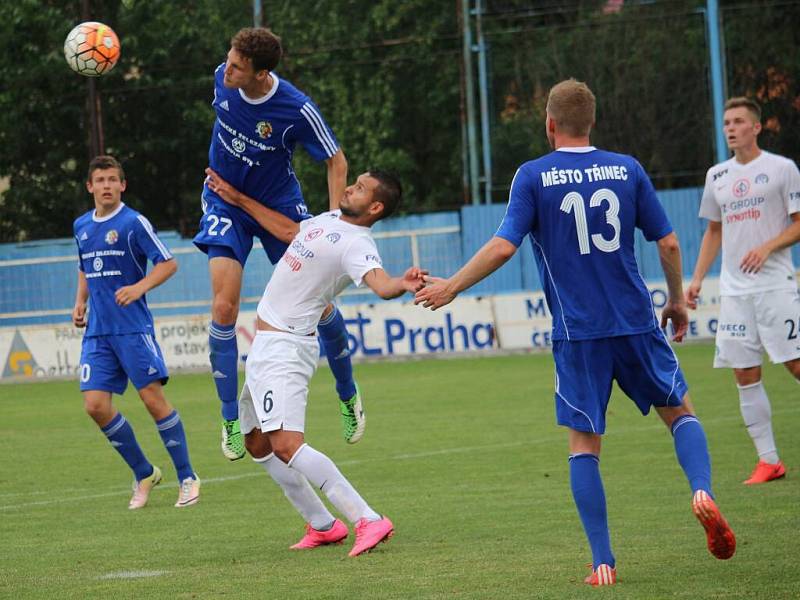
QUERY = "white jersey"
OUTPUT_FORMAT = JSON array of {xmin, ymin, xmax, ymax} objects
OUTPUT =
[
  {"xmin": 257, "ymin": 211, "xmax": 383, "ymax": 335},
  {"xmin": 699, "ymin": 151, "xmax": 800, "ymax": 296}
]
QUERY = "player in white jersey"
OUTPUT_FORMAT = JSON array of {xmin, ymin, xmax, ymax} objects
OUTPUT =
[
  {"xmin": 687, "ymin": 97, "xmax": 800, "ymax": 484},
  {"xmin": 206, "ymin": 167, "xmax": 425, "ymax": 555}
]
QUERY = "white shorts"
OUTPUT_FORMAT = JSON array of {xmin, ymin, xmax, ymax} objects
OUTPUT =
[
  {"xmin": 240, "ymin": 331, "xmax": 320, "ymax": 434},
  {"xmin": 714, "ymin": 290, "xmax": 800, "ymax": 368}
]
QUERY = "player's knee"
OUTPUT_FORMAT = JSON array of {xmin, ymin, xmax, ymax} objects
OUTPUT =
[
  {"xmin": 733, "ymin": 367, "xmax": 761, "ymax": 386},
  {"xmin": 83, "ymin": 395, "xmax": 112, "ymax": 423},
  {"xmin": 211, "ymin": 296, "xmax": 239, "ymax": 324}
]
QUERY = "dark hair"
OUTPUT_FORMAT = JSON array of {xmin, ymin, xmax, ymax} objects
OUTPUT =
[
  {"xmin": 724, "ymin": 96, "xmax": 761, "ymax": 122},
  {"xmin": 368, "ymin": 170, "xmax": 403, "ymax": 220},
  {"xmin": 87, "ymin": 155, "xmax": 125, "ymax": 182},
  {"xmin": 231, "ymin": 27, "xmax": 282, "ymax": 72}
]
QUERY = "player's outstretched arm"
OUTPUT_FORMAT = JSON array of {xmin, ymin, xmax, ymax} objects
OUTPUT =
[
  {"xmin": 205, "ymin": 167, "xmax": 300, "ymax": 244},
  {"xmin": 72, "ymin": 270, "xmax": 89, "ymax": 328},
  {"xmin": 657, "ymin": 232, "xmax": 688, "ymax": 342},
  {"xmin": 415, "ymin": 236, "xmax": 517, "ymax": 310},
  {"xmin": 740, "ymin": 212, "xmax": 800, "ymax": 274},
  {"xmin": 363, "ymin": 267, "xmax": 427, "ymax": 300},
  {"xmin": 686, "ymin": 221, "xmax": 722, "ymax": 309},
  {"xmin": 115, "ymin": 259, "xmax": 177, "ymax": 307},
  {"xmin": 325, "ymin": 150, "xmax": 347, "ymax": 211}
]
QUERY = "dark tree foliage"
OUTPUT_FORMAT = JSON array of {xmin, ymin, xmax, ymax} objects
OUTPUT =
[{"xmin": 0, "ymin": 0, "xmax": 797, "ymax": 241}]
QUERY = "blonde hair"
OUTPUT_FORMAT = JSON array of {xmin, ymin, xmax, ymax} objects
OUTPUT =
[
  {"xmin": 724, "ymin": 96, "xmax": 761, "ymax": 122},
  {"xmin": 546, "ymin": 79, "xmax": 596, "ymax": 137}
]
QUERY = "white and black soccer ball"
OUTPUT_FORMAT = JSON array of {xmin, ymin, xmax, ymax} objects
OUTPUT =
[{"xmin": 64, "ymin": 21, "xmax": 121, "ymax": 77}]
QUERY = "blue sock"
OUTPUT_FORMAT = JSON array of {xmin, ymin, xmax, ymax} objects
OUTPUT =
[
  {"xmin": 671, "ymin": 414, "xmax": 712, "ymax": 495},
  {"xmin": 209, "ymin": 321, "xmax": 239, "ymax": 421},
  {"xmin": 156, "ymin": 410, "xmax": 194, "ymax": 482},
  {"xmin": 101, "ymin": 412, "xmax": 153, "ymax": 481},
  {"xmin": 317, "ymin": 307, "xmax": 356, "ymax": 401},
  {"xmin": 569, "ymin": 453, "xmax": 615, "ymax": 569}
]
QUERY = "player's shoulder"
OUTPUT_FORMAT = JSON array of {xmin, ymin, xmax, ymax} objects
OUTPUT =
[
  {"xmin": 761, "ymin": 150, "xmax": 797, "ymax": 169},
  {"xmin": 73, "ymin": 209, "xmax": 94, "ymax": 230},
  {"xmin": 273, "ymin": 74, "xmax": 311, "ymax": 107},
  {"xmin": 705, "ymin": 157, "xmax": 735, "ymax": 182}
]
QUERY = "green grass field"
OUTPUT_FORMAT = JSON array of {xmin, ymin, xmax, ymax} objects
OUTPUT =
[{"xmin": 1, "ymin": 344, "xmax": 798, "ymax": 599}]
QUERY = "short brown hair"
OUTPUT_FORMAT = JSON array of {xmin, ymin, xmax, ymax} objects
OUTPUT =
[
  {"xmin": 368, "ymin": 170, "xmax": 403, "ymax": 220},
  {"xmin": 231, "ymin": 28, "xmax": 282, "ymax": 72},
  {"xmin": 546, "ymin": 79, "xmax": 596, "ymax": 137},
  {"xmin": 87, "ymin": 155, "xmax": 125, "ymax": 182},
  {"xmin": 724, "ymin": 96, "xmax": 761, "ymax": 122}
]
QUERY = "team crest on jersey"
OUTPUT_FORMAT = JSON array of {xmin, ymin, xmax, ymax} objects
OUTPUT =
[
  {"xmin": 304, "ymin": 228, "xmax": 323, "ymax": 241},
  {"xmin": 105, "ymin": 229, "xmax": 118, "ymax": 245},
  {"xmin": 325, "ymin": 233, "xmax": 341, "ymax": 244},
  {"xmin": 732, "ymin": 178, "xmax": 750, "ymax": 198},
  {"xmin": 755, "ymin": 173, "xmax": 769, "ymax": 184},
  {"xmin": 255, "ymin": 120, "xmax": 273, "ymax": 138}
]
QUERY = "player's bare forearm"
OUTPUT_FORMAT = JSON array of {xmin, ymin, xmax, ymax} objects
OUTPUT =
[
  {"xmin": 415, "ymin": 237, "xmax": 516, "ymax": 310},
  {"xmin": 690, "ymin": 222, "xmax": 722, "ymax": 285},
  {"xmin": 657, "ymin": 232, "xmax": 685, "ymax": 303},
  {"xmin": 115, "ymin": 259, "xmax": 176, "ymax": 307},
  {"xmin": 73, "ymin": 271, "xmax": 89, "ymax": 327},
  {"xmin": 205, "ymin": 167, "xmax": 299, "ymax": 243},
  {"xmin": 326, "ymin": 150, "xmax": 347, "ymax": 210},
  {"xmin": 364, "ymin": 267, "xmax": 427, "ymax": 300}
]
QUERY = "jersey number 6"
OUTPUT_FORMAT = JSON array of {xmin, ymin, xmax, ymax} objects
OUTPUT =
[
  {"xmin": 560, "ymin": 188, "xmax": 621, "ymax": 255},
  {"xmin": 206, "ymin": 215, "xmax": 233, "ymax": 236}
]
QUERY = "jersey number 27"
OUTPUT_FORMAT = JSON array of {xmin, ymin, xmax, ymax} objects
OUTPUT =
[{"xmin": 560, "ymin": 188, "xmax": 621, "ymax": 255}]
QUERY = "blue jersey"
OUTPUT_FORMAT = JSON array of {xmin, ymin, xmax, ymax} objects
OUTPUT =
[
  {"xmin": 73, "ymin": 203, "xmax": 173, "ymax": 337},
  {"xmin": 496, "ymin": 147, "xmax": 672, "ymax": 341},
  {"xmin": 204, "ymin": 64, "xmax": 339, "ymax": 213}
]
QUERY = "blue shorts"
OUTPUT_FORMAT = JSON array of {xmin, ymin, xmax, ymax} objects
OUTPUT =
[
  {"xmin": 552, "ymin": 329, "xmax": 688, "ymax": 434},
  {"xmin": 79, "ymin": 333, "xmax": 169, "ymax": 395},
  {"xmin": 193, "ymin": 192, "xmax": 312, "ymax": 266}
]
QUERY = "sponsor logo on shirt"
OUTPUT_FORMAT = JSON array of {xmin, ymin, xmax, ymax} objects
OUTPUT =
[
  {"xmin": 326, "ymin": 233, "xmax": 341, "ymax": 244},
  {"xmin": 304, "ymin": 228, "xmax": 323, "ymax": 241},
  {"xmin": 93, "ymin": 257, "xmax": 104, "ymax": 271},
  {"xmin": 755, "ymin": 173, "xmax": 769, "ymax": 184},
  {"xmin": 232, "ymin": 138, "xmax": 246, "ymax": 153},
  {"xmin": 732, "ymin": 178, "xmax": 750, "ymax": 198},
  {"xmin": 79, "ymin": 231, "xmax": 88, "ymax": 241},
  {"xmin": 365, "ymin": 254, "xmax": 383, "ymax": 265},
  {"xmin": 712, "ymin": 168, "xmax": 728, "ymax": 181},
  {"xmin": 255, "ymin": 120, "xmax": 272, "ymax": 138},
  {"xmin": 220, "ymin": 100, "xmax": 229, "ymax": 111},
  {"xmin": 283, "ymin": 253, "xmax": 303, "ymax": 272},
  {"xmin": 105, "ymin": 229, "xmax": 118, "ymax": 245}
]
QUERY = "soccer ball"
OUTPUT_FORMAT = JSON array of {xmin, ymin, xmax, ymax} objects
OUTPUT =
[{"xmin": 64, "ymin": 22, "xmax": 121, "ymax": 77}]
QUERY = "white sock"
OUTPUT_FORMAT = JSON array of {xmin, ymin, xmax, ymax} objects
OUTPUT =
[
  {"xmin": 254, "ymin": 453, "xmax": 335, "ymax": 530},
  {"xmin": 288, "ymin": 443, "xmax": 381, "ymax": 524},
  {"xmin": 738, "ymin": 381, "xmax": 779, "ymax": 464}
]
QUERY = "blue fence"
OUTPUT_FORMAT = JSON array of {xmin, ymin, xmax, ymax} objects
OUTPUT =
[{"xmin": 2, "ymin": 186, "xmax": 796, "ymax": 328}]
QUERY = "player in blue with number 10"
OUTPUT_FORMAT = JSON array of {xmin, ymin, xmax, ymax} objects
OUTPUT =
[
  {"xmin": 416, "ymin": 79, "xmax": 736, "ymax": 586},
  {"xmin": 193, "ymin": 28, "xmax": 362, "ymax": 460}
]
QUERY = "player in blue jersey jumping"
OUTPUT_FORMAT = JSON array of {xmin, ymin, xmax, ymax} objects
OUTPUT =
[
  {"xmin": 415, "ymin": 79, "xmax": 736, "ymax": 585},
  {"xmin": 193, "ymin": 28, "xmax": 362, "ymax": 460},
  {"xmin": 73, "ymin": 155, "xmax": 199, "ymax": 510}
]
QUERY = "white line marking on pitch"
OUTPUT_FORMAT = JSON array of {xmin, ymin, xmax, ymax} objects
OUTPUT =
[
  {"xmin": 2, "ymin": 407, "xmax": 797, "ymax": 512},
  {"xmin": 97, "ymin": 570, "xmax": 167, "ymax": 580}
]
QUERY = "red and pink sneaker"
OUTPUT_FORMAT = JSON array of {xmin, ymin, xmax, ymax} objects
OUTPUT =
[
  {"xmin": 744, "ymin": 460, "xmax": 786, "ymax": 485},
  {"xmin": 584, "ymin": 564, "xmax": 616, "ymax": 586},
  {"xmin": 692, "ymin": 490, "xmax": 736, "ymax": 560},
  {"xmin": 290, "ymin": 519, "xmax": 348, "ymax": 550},
  {"xmin": 348, "ymin": 516, "xmax": 394, "ymax": 557}
]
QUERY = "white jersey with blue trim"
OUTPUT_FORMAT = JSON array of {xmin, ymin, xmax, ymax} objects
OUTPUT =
[
  {"xmin": 205, "ymin": 63, "xmax": 339, "ymax": 212},
  {"xmin": 496, "ymin": 147, "xmax": 673, "ymax": 341},
  {"xmin": 257, "ymin": 211, "xmax": 383, "ymax": 335},
  {"xmin": 73, "ymin": 203, "xmax": 173, "ymax": 337}
]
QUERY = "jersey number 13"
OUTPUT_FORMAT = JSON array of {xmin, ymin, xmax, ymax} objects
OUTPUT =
[{"xmin": 560, "ymin": 188, "xmax": 621, "ymax": 255}]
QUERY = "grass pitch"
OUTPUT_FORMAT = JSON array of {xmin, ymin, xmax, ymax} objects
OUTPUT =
[{"xmin": 1, "ymin": 344, "xmax": 798, "ymax": 599}]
